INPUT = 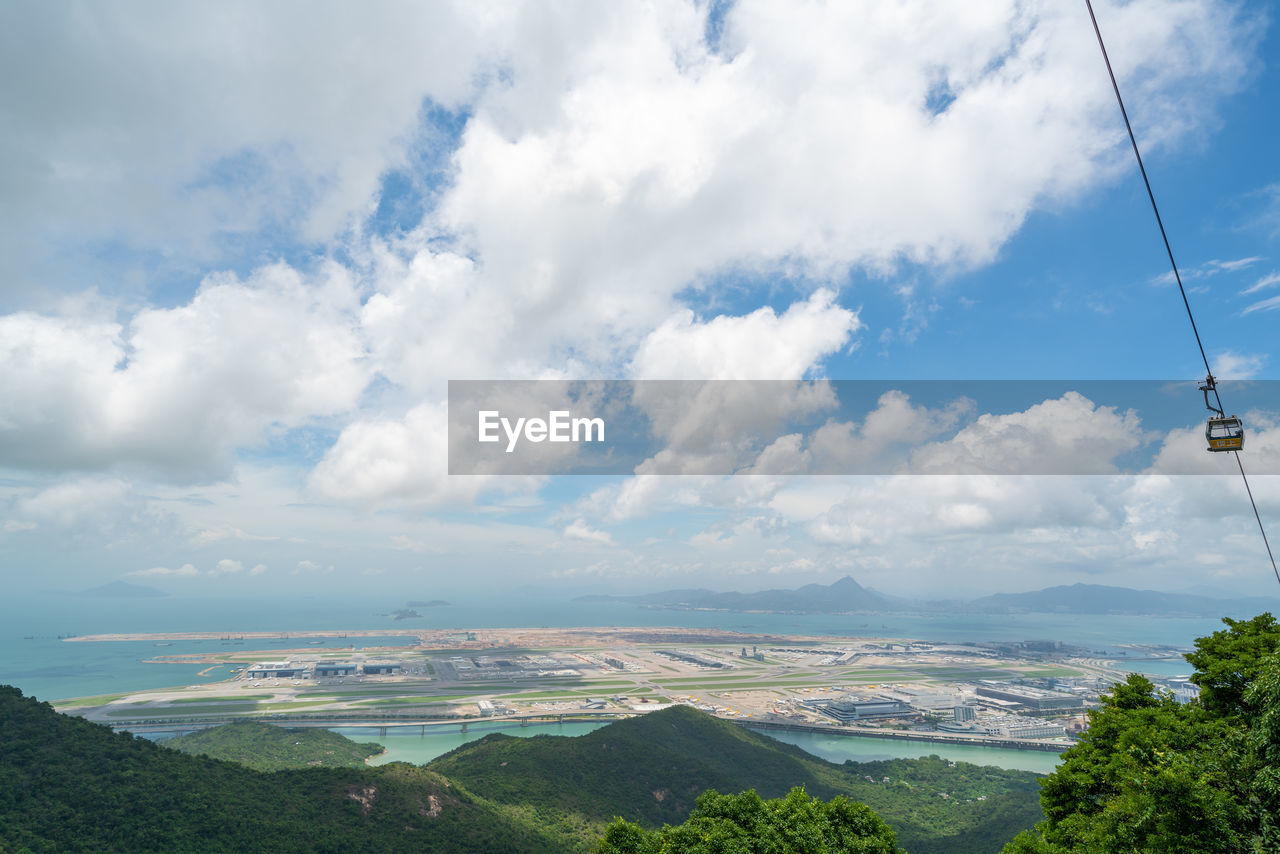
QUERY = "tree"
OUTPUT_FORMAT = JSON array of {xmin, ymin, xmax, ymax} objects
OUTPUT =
[
  {"xmin": 1184, "ymin": 613, "xmax": 1280, "ymax": 717},
  {"xmin": 1242, "ymin": 650, "xmax": 1280, "ymax": 848},
  {"xmin": 1002, "ymin": 615, "xmax": 1280, "ymax": 853},
  {"xmin": 594, "ymin": 787, "xmax": 899, "ymax": 854}
]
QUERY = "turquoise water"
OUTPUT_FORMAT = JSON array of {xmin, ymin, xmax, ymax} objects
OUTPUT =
[
  {"xmin": 1128, "ymin": 658, "xmax": 1194, "ymax": 678},
  {"xmin": 1136, "ymin": 660, "xmax": 1192, "ymax": 676},
  {"xmin": 331, "ymin": 720, "xmax": 613, "ymax": 765},
  {"xmin": 1, "ymin": 630, "xmax": 415, "ymax": 702},
  {"xmin": 750, "ymin": 729, "xmax": 1062, "ymax": 774}
]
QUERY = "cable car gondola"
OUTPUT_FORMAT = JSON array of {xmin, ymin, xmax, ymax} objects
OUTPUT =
[
  {"xmin": 1206, "ymin": 415, "xmax": 1243, "ymax": 452},
  {"xmin": 1198, "ymin": 374, "xmax": 1243, "ymax": 452}
]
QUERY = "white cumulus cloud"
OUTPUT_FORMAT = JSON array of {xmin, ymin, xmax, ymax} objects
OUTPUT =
[
  {"xmin": 0, "ymin": 263, "xmax": 369, "ymax": 476},
  {"xmin": 128, "ymin": 564, "xmax": 198, "ymax": 578},
  {"xmin": 563, "ymin": 519, "xmax": 616, "ymax": 546}
]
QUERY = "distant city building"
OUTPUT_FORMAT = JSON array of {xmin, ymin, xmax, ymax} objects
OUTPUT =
[
  {"xmin": 656, "ymin": 650, "xmax": 729, "ymax": 669},
  {"xmin": 884, "ymin": 686, "xmax": 962, "ymax": 712},
  {"xmin": 314, "ymin": 662, "xmax": 358, "ymax": 677},
  {"xmin": 246, "ymin": 661, "xmax": 305, "ymax": 679},
  {"xmin": 630, "ymin": 702, "xmax": 677, "ymax": 712},
  {"xmin": 936, "ymin": 721, "xmax": 976, "ymax": 733},
  {"xmin": 1165, "ymin": 676, "xmax": 1198, "ymax": 704},
  {"xmin": 811, "ymin": 695, "xmax": 911, "ymax": 722},
  {"xmin": 361, "ymin": 661, "xmax": 402, "ymax": 675},
  {"xmin": 982, "ymin": 715, "xmax": 1067, "ymax": 739},
  {"xmin": 954, "ymin": 704, "xmax": 976, "ymax": 723},
  {"xmin": 975, "ymin": 683, "xmax": 1084, "ymax": 711}
]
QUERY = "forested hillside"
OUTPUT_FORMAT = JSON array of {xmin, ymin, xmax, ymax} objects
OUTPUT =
[
  {"xmin": 0, "ymin": 686, "xmax": 1043, "ymax": 853},
  {"xmin": 165, "ymin": 720, "xmax": 384, "ymax": 771},
  {"xmin": 0, "ymin": 686, "xmax": 571, "ymax": 853},
  {"xmin": 427, "ymin": 705, "xmax": 1043, "ymax": 854}
]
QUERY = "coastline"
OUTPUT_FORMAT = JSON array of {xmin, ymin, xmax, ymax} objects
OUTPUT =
[{"xmin": 63, "ymin": 626, "xmax": 868, "ymax": 647}]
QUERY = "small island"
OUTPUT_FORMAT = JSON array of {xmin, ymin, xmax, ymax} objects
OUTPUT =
[
  {"xmin": 381, "ymin": 601, "xmax": 449, "ymax": 619},
  {"xmin": 387, "ymin": 609, "xmax": 422, "ymax": 620}
]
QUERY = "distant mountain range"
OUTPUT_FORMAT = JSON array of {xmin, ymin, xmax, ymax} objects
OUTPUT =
[
  {"xmin": 577, "ymin": 576, "xmax": 1275, "ymax": 617},
  {"xmin": 576, "ymin": 575, "xmax": 897, "ymax": 613},
  {"xmin": 966, "ymin": 582, "xmax": 1274, "ymax": 617}
]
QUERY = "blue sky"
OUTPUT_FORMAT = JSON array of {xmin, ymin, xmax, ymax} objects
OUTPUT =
[{"xmin": 1, "ymin": 0, "xmax": 1278, "ymax": 601}]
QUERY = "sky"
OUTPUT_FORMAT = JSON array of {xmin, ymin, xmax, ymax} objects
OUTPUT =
[{"xmin": 1, "ymin": 0, "xmax": 1279, "ymax": 601}]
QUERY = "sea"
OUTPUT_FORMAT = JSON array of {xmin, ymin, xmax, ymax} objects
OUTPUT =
[{"xmin": 1, "ymin": 591, "xmax": 1255, "ymax": 774}]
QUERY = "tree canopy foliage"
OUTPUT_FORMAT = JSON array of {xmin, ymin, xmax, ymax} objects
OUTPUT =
[
  {"xmin": 1184, "ymin": 612, "xmax": 1280, "ymax": 717},
  {"xmin": 593, "ymin": 787, "xmax": 900, "ymax": 854},
  {"xmin": 165, "ymin": 720, "xmax": 383, "ymax": 771},
  {"xmin": 1002, "ymin": 612, "xmax": 1280, "ymax": 853}
]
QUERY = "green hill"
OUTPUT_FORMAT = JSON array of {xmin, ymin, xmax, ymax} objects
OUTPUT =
[
  {"xmin": 426, "ymin": 705, "xmax": 1044, "ymax": 853},
  {"xmin": 428, "ymin": 704, "xmax": 827, "ymax": 825},
  {"xmin": 165, "ymin": 720, "xmax": 385, "ymax": 771},
  {"xmin": 1, "ymin": 686, "xmax": 1043, "ymax": 853},
  {"xmin": 0, "ymin": 686, "xmax": 572, "ymax": 853}
]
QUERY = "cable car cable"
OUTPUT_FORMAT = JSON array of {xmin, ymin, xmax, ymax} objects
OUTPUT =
[
  {"xmin": 1084, "ymin": 0, "xmax": 1279, "ymax": 587},
  {"xmin": 1236, "ymin": 452, "xmax": 1280, "ymax": 587}
]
